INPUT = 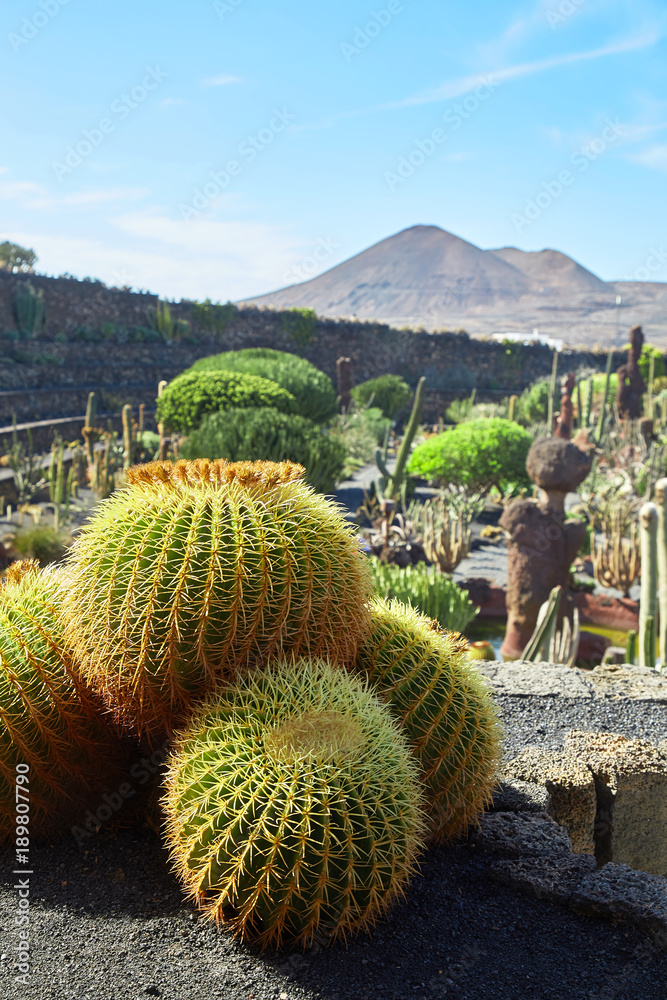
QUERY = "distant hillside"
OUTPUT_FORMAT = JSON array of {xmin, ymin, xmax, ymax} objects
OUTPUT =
[{"xmin": 239, "ymin": 225, "xmax": 667, "ymax": 347}]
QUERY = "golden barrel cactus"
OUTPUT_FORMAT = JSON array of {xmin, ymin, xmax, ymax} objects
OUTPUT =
[
  {"xmin": 62, "ymin": 460, "xmax": 372, "ymax": 740},
  {"xmin": 162, "ymin": 658, "xmax": 425, "ymax": 950},
  {"xmin": 352, "ymin": 598, "xmax": 503, "ymax": 844},
  {"xmin": 0, "ymin": 562, "xmax": 124, "ymax": 840}
]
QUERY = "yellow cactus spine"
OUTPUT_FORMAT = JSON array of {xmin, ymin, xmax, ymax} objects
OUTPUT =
[
  {"xmin": 61, "ymin": 460, "xmax": 373, "ymax": 741},
  {"xmin": 0, "ymin": 564, "xmax": 124, "ymax": 841},
  {"xmin": 352, "ymin": 598, "xmax": 503, "ymax": 845},
  {"xmin": 162, "ymin": 658, "xmax": 426, "ymax": 951}
]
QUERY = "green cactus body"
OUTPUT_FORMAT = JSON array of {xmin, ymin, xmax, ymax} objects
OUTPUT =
[
  {"xmin": 0, "ymin": 563, "xmax": 123, "ymax": 840},
  {"xmin": 162, "ymin": 658, "xmax": 425, "ymax": 951},
  {"xmin": 62, "ymin": 460, "xmax": 373, "ymax": 740},
  {"xmin": 352, "ymin": 598, "xmax": 502, "ymax": 845}
]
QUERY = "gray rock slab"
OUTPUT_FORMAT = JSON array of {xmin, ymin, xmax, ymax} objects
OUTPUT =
[
  {"xmin": 477, "ymin": 660, "xmax": 667, "ymax": 701},
  {"xmin": 571, "ymin": 864, "xmax": 667, "ymax": 948}
]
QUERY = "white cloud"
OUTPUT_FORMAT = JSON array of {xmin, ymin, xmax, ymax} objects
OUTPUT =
[
  {"xmin": 390, "ymin": 30, "xmax": 661, "ymax": 109},
  {"xmin": 9, "ymin": 212, "xmax": 306, "ymax": 302},
  {"xmin": 627, "ymin": 142, "xmax": 667, "ymax": 171},
  {"xmin": 295, "ymin": 28, "xmax": 662, "ymax": 133},
  {"xmin": 441, "ymin": 151, "xmax": 473, "ymax": 162},
  {"xmin": 0, "ymin": 179, "xmax": 150, "ymax": 211},
  {"xmin": 202, "ymin": 74, "xmax": 243, "ymax": 87},
  {"xmin": 160, "ymin": 98, "xmax": 187, "ymax": 107}
]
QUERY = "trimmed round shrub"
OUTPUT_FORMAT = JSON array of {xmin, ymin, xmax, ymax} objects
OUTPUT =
[
  {"xmin": 162, "ymin": 658, "xmax": 425, "ymax": 950},
  {"xmin": 407, "ymin": 418, "xmax": 532, "ymax": 494},
  {"xmin": 188, "ymin": 348, "xmax": 337, "ymax": 424},
  {"xmin": 0, "ymin": 562, "xmax": 124, "ymax": 841},
  {"xmin": 180, "ymin": 407, "xmax": 347, "ymax": 494},
  {"xmin": 352, "ymin": 598, "xmax": 502, "ymax": 844},
  {"xmin": 156, "ymin": 370, "xmax": 296, "ymax": 433},
  {"xmin": 61, "ymin": 460, "xmax": 373, "ymax": 740},
  {"xmin": 351, "ymin": 375, "xmax": 412, "ymax": 421}
]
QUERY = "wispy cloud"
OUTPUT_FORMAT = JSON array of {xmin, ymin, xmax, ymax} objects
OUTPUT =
[
  {"xmin": 388, "ymin": 30, "xmax": 661, "ymax": 109},
  {"xmin": 627, "ymin": 142, "xmax": 667, "ymax": 171},
  {"xmin": 202, "ymin": 74, "xmax": 243, "ymax": 87},
  {"xmin": 294, "ymin": 29, "xmax": 662, "ymax": 133},
  {"xmin": 160, "ymin": 97, "xmax": 187, "ymax": 108},
  {"xmin": 0, "ymin": 179, "xmax": 150, "ymax": 211}
]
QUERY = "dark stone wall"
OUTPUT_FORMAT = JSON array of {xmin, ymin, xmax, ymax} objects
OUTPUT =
[{"xmin": 0, "ymin": 270, "xmax": 621, "ymax": 427}]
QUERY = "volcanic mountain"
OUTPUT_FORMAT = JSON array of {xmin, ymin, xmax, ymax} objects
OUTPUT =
[{"xmin": 239, "ymin": 225, "xmax": 667, "ymax": 347}]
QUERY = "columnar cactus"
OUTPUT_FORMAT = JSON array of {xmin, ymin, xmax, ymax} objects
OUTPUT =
[
  {"xmin": 61, "ymin": 460, "xmax": 373, "ymax": 740},
  {"xmin": 352, "ymin": 598, "xmax": 502, "ymax": 844},
  {"xmin": 162, "ymin": 658, "xmax": 425, "ymax": 951},
  {"xmin": 0, "ymin": 562, "xmax": 123, "ymax": 840}
]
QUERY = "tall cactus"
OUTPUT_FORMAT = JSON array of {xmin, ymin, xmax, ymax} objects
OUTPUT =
[
  {"xmin": 351, "ymin": 598, "xmax": 502, "ymax": 844},
  {"xmin": 14, "ymin": 280, "xmax": 45, "ymax": 338},
  {"xmin": 375, "ymin": 376, "xmax": 425, "ymax": 503},
  {"xmin": 162, "ymin": 658, "xmax": 425, "ymax": 950},
  {"xmin": 639, "ymin": 501, "xmax": 658, "ymax": 668},
  {"xmin": 61, "ymin": 459, "xmax": 373, "ymax": 740},
  {"xmin": 595, "ymin": 351, "xmax": 613, "ymax": 444},
  {"xmin": 0, "ymin": 563, "xmax": 124, "ymax": 841},
  {"xmin": 656, "ymin": 479, "xmax": 667, "ymax": 669}
]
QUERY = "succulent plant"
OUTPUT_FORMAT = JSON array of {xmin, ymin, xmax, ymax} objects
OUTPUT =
[
  {"xmin": 352, "ymin": 598, "xmax": 502, "ymax": 845},
  {"xmin": 0, "ymin": 561, "xmax": 123, "ymax": 841},
  {"xmin": 162, "ymin": 658, "xmax": 425, "ymax": 951},
  {"xmin": 62, "ymin": 460, "xmax": 373, "ymax": 741}
]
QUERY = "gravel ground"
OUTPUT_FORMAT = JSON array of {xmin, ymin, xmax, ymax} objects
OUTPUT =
[{"xmin": 2, "ymin": 693, "xmax": 665, "ymax": 1000}]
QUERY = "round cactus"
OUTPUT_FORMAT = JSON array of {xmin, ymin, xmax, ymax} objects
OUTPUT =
[
  {"xmin": 61, "ymin": 460, "xmax": 373, "ymax": 740},
  {"xmin": 352, "ymin": 598, "xmax": 502, "ymax": 845},
  {"xmin": 0, "ymin": 562, "xmax": 124, "ymax": 841},
  {"xmin": 162, "ymin": 658, "xmax": 426, "ymax": 951}
]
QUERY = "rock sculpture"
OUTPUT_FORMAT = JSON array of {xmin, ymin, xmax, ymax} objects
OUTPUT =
[
  {"xmin": 500, "ymin": 436, "xmax": 593, "ymax": 660},
  {"xmin": 616, "ymin": 325, "xmax": 646, "ymax": 420}
]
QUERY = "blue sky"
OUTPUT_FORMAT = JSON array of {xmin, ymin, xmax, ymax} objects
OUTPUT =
[{"xmin": 1, "ymin": 0, "xmax": 666, "ymax": 302}]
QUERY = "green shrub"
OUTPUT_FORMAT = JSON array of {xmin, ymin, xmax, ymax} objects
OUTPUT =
[
  {"xmin": 368, "ymin": 562, "xmax": 477, "ymax": 634},
  {"xmin": 517, "ymin": 378, "xmax": 552, "ymax": 425},
  {"xmin": 407, "ymin": 418, "xmax": 532, "ymax": 495},
  {"xmin": 622, "ymin": 342, "xmax": 665, "ymax": 383},
  {"xmin": 191, "ymin": 299, "xmax": 237, "ymax": 336},
  {"xmin": 12, "ymin": 527, "xmax": 67, "ymax": 566},
  {"xmin": 181, "ymin": 407, "xmax": 347, "ymax": 493},
  {"xmin": 280, "ymin": 307, "xmax": 317, "ymax": 347},
  {"xmin": 188, "ymin": 347, "xmax": 336, "ymax": 424},
  {"xmin": 329, "ymin": 406, "xmax": 391, "ymax": 478},
  {"xmin": 156, "ymin": 371, "xmax": 296, "ymax": 433},
  {"xmin": 351, "ymin": 375, "xmax": 412, "ymax": 421}
]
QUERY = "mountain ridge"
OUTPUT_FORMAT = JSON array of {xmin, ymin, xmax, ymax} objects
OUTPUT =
[{"xmin": 239, "ymin": 225, "xmax": 667, "ymax": 347}]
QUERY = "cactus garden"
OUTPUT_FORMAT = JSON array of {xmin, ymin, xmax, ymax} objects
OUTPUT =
[{"xmin": 1, "ymin": 334, "xmax": 667, "ymax": 987}]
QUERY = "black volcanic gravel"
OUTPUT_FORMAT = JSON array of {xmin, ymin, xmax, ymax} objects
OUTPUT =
[{"xmin": 1, "ymin": 693, "xmax": 666, "ymax": 1000}]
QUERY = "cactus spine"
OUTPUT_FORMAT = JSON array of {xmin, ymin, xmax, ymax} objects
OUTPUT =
[
  {"xmin": 351, "ymin": 598, "xmax": 502, "ymax": 844},
  {"xmin": 162, "ymin": 658, "xmax": 425, "ymax": 950},
  {"xmin": 655, "ymin": 478, "xmax": 667, "ymax": 670},
  {"xmin": 0, "ymin": 563, "xmax": 123, "ymax": 841},
  {"xmin": 62, "ymin": 460, "xmax": 373, "ymax": 740},
  {"xmin": 639, "ymin": 502, "xmax": 658, "ymax": 668}
]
